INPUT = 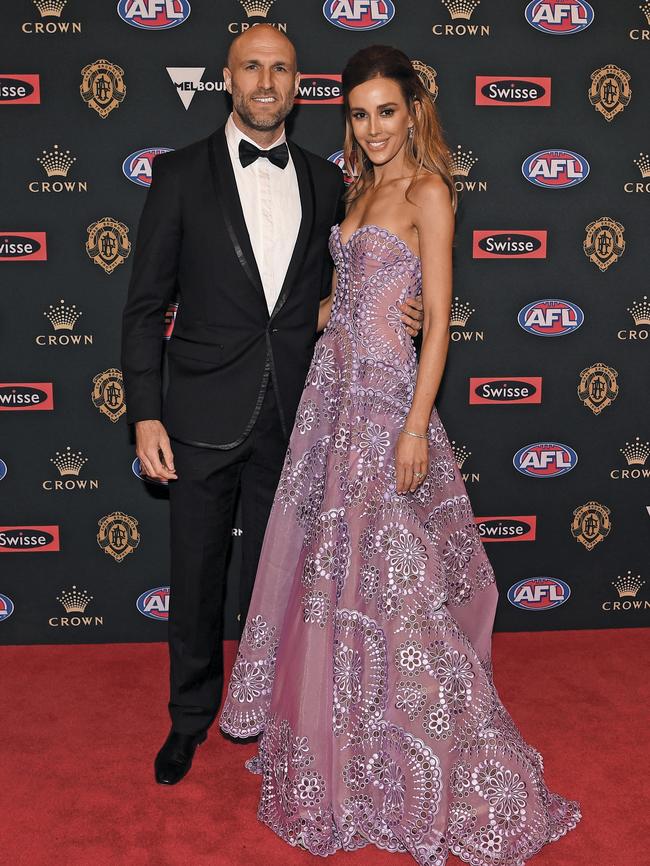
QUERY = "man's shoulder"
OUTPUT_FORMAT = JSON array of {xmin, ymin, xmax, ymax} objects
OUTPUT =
[
  {"xmin": 152, "ymin": 129, "xmax": 222, "ymax": 175},
  {"xmin": 293, "ymin": 143, "xmax": 343, "ymax": 187}
]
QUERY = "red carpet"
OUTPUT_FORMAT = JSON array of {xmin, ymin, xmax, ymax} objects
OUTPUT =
[{"xmin": 1, "ymin": 629, "xmax": 648, "ymax": 866}]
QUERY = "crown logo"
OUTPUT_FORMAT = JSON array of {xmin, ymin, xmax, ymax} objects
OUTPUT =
[
  {"xmin": 50, "ymin": 446, "xmax": 88, "ymax": 477},
  {"xmin": 627, "ymin": 294, "xmax": 650, "ymax": 325},
  {"xmin": 451, "ymin": 440, "xmax": 471, "ymax": 469},
  {"xmin": 44, "ymin": 299, "xmax": 82, "ymax": 331},
  {"xmin": 36, "ymin": 144, "xmax": 76, "ymax": 178},
  {"xmin": 56, "ymin": 585, "xmax": 92, "ymax": 613},
  {"xmin": 612, "ymin": 571, "xmax": 645, "ymax": 598},
  {"xmin": 448, "ymin": 144, "xmax": 478, "ymax": 177},
  {"xmin": 633, "ymin": 152, "xmax": 650, "ymax": 177},
  {"xmin": 441, "ymin": 0, "xmax": 480, "ymax": 20},
  {"xmin": 641, "ymin": 3, "xmax": 650, "ymax": 25},
  {"xmin": 620, "ymin": 436, "xmax": 650, "ymax": 466},
  {"xmin": 240, "ymin": 0, "xmax": 274, "ymax": 17},
  {"xmin": 449, "ymin": 296, "xmax": 475, "ymax": 327},
  {"xmin": 34, "ymin": 0, "xmax": 67, "ymax": 17}
]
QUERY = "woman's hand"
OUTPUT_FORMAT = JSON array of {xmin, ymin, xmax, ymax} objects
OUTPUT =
[
  {"xmin": 399, "ymin": 295, "xmax": 424, "ymax": 337},
  {"xmin": 395, "ymin": 431, "xmax": 428, "ymax": 494}
]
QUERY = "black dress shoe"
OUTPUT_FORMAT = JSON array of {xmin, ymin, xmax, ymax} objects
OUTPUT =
[{"xmin": 154, "ymin": 730, "xmax": 207, "ymax": 785}]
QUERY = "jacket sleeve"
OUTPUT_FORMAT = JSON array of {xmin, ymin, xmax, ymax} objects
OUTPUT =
[{"xmin": 120, "ymin": 153, "xmax": 181, "ymax": 424}]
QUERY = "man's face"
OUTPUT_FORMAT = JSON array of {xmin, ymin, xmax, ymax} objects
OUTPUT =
[{"xmin": 224, "ymin": 29, "xmax": 299, "ymax": 133}]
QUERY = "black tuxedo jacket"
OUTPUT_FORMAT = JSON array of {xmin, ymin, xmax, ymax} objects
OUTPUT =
[{"xmin": 121, "ymin": 125, "xmax": 345, "ymax": 447}]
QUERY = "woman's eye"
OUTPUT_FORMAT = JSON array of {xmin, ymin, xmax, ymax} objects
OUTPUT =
[
  {"xmin": 381, "ymin": 109, "xmax": 394, "ymax": 116},
  {"xmin": 352, "ymin": 112, "xmax": 366, "ymax": 120}
]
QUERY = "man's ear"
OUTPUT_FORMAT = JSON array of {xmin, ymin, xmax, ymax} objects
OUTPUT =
[{"xmin": 223, "ymin": 67, "xmax": 232, "ymax": 95}]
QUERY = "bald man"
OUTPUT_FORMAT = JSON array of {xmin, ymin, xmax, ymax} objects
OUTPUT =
[{"xmin": 121, "ymin": 26, "xmax": 422, "ymax": 785}]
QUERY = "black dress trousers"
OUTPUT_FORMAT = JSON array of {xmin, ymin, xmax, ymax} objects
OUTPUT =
[{"xmin": 166, "ymin": 380, "xmax": 288, "ymax": 736}]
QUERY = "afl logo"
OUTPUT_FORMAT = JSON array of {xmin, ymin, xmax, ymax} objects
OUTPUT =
[
  {"xmin": 132, "ymin": 457, "xmax": 168, "ymax": 485},
  {"xmin": 522, "ymin": 149, "xmax": 589, "ymax": 188},
  {"xmin": 0, "ymin": 593, "xmax": 14, "ymax": 622},
  {"xmin": 122, "ymin": 148, "xmax": 173, "ymax": 188},
  {"xmin": 518, "ymin": 299, "xmax": 584, "ymax": 336},
  {"xmin": 514, "ymin": 442, "xmax": 578, "ymax": 478},
  {"xmin": 328, "ymin": 150, "xmax": 355, "ymax": 185},
  {"xmin": 0, "ymin": 459, "xmax": 6, "ymax": 481},
  {"xmin": 117, "ymin": 0, "xmax": 191, "ymax": 30},
  {"xmin": 136, "ymin": 586, "xmax": 170, "ymax": 620},
  {"xmin": 508, "ymin": 577, "xmax": 571, "ymax": 611},
  {"xmin": 322, "ymin": 0, "xmax": 395, "ymax": 31},
  {"xmin": 524, "ymin": 1, "xmax": 593, "ymax": 35}
]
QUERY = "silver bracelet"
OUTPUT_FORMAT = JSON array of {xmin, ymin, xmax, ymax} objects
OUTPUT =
[{"xmin": 400, "ymin": 428, "xmax": 429, "ymax": 440}]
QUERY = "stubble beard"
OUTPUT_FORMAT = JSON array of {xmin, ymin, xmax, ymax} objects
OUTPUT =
[{"xmin": 232, "ymin": 90, "xmax": 293, "ymax": 133}]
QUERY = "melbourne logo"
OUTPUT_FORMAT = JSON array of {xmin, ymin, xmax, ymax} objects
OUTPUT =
[
  {"xmin": 118, "ymin": 0, "xmax": 191, "ymax": 29},
  {"xmin": 522, "ymin": 149, "xmax": 589, "ymax": 188},
  {"xmin": 0, "ymin": 525, "xmax": 60, "ymax": 552},
  {"xmin": 513, "ymin": 442, "xmax": 578, "ymax": 478},
  {"xmin": 0, "ymin": 232, "xmax": 47, "ymax": 261},
  {"xmin": 583, "ymin": 217, "xmax": 625, "ymax": 271},
  {"xmin": 0, "ymin": 383, "xmax": 54, "ymax": 410},
  {"xmin": 97, "ymin": 512, "xmax": 140, "ymax": 562},
  {"xmin": 36, "ymin": 299, "xmax": 93, "ymax": 347},
  {"xmin": 476, "ymin": 516, "xmax": 537, "ymax": 542},
  {"xmin": 322, "ymin": 0, "xmax": 395, "ymax": 31},
  {"xmin": 0, "ymin": 74, "xmax": 41, "ymax": 104},
  {"xmin": 80, "ymin": 59, "xmax": 126, "ymax": 118},
  {"xmin": 433, "ymin": 0, "xmax": 490, "ymax": 37},
  {"xmin": 166, "ymin": 68, "xmax": 226, "ymax": 110},
  {"xmin": 295, "ymin": 75, "xmax": 342, "ymax": 105},
  {"xmin": 49, "ymin": 587, "xmax": 103, "ymax": 628},
  {"xmin": 524, "ymin": 0, "xmax": 593, "ymax": 34},
  {"xmin": 518, "ymin": 299, "xmax": 583, "ymax": 336},
  {"xmin": 92, "ymin": 368, "xmax": 126, "ymax": 422},
  {"xmin": 577, "ymin": 362, "xmax": 618, "ymax": 414},
  {"xmin": 122, "ymin": 148, "xmax": 173, "ymax": 187},
  {"xmin": 618, "ymin": 295, "xmax": 650, "ymax": 340},
  {"xmin": 589, "ymin": 64, "xmax": 631, "ymax": 122},
  {"xmin": 136, "ymin": 586, "xmax": 170, "ymax": 620},
  {"xmin": 449, "ymin": 144, "xmax": 487, "ymax": 192},
  {"xmin": 43, "ymin": 446, "xmax": 99, "ymax": 492},
  {"xmin": 472, "ymin": 230, "xmax": 547, "ymax": 258},
  {"xmin": 28, "ymin": 144, "xmax": 87, "ymax": 193},
  {"xmin": 475, "ymin": 76, "xmax": 551, "ymax": 106},
  {"xmin": 508, "ymin": 577, "xmax": 571, "ymax": 610},
  {"xmin": 571, "ymin": 501, "xmax": 611, "ymax": 550},
  {"xmin": 449, "ymin": 297, "xmax": 484, "ymax": 342},
  {"xmin": 469, "ymin": 377, "xmax": 542, "ymax": 404},
  {"xmin": 0, "ymin": 593, "xmax": 14, "ymax": 622},
  {"xmin": 86, "ymin": 217, "xmax": 131, "ymax": 273},
  {"xmin": 21, "ymin": 0, "xmax": 82, "ymax": 34}
]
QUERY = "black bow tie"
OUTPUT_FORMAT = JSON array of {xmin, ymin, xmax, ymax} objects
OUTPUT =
[{"xmin": 238, "ymin": 139, "xmax": 289, "ymax": 170}]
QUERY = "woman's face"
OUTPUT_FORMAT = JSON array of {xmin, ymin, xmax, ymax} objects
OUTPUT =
[{"xmin": 348, "ymin": 76, "xmax": 413, "ymax": 168}]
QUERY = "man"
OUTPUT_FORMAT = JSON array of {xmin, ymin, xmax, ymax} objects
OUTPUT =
[{"xmin": 121, "ymin": 26, "xmax": 422, "ymax": 786}]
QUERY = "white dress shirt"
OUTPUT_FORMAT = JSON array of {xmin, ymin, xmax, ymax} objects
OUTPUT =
[{"xmin": 224, "ymin": 113, "xmax": 302, "ymax": 315}]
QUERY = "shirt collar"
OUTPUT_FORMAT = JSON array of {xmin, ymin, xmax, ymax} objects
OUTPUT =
[{"xmin": 225, "ymin": 113, "xmax": 287, "ymax": 161}]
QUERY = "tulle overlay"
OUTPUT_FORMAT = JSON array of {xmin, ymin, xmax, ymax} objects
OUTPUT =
[{"xmin": 219, "ymin": 225, "xmax": 580, "ymax": 865}]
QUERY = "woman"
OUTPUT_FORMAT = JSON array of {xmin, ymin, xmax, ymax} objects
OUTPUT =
[{"xmin": 220, "ymin": 45, "xmax": 580, "ymax": 865}]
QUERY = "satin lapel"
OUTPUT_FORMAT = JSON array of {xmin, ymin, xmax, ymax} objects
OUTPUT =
[
  {"xmin": 208, "ymin": 128, "xmax": 265, "ymax": 303},
  {"xmin": 269, "ymin": 142, "xmax": 315, "ymax": 323}
]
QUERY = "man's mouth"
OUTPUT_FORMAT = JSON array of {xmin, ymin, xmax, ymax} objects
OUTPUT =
[{"xmin": 251, "ymin": 96, "xmax": 277, "ymax": 104}]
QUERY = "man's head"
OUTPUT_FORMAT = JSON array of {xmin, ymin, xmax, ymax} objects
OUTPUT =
[{"xmin": 224, "ymin": 25, "xmax": 299, "ymax": 138}]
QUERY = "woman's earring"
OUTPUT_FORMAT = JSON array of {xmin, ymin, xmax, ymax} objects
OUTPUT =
[{"xmin": 408, "ymin": 126, "xmax": 414, "ymax": 139}]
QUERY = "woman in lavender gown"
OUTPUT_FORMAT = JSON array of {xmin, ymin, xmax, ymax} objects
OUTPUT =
[{"xmin": 219, "ymin": 45, "xmax": 580, "ymax": 865}]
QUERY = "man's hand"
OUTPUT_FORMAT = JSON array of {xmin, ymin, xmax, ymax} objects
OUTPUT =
[
  {"xmin": 399, "ymin": 295, "xmax": 424, "ymax": 337},
  {"xmin": 135, "ymin": 420, "xmax": 178, "ymax": 482}
]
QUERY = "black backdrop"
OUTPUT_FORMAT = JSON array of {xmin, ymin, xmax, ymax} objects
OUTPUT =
[{"xmin": 1, "ymin": 0, "xmax": 648, "ymax": 645}]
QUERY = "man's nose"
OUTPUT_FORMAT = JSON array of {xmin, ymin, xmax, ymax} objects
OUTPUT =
[{"xmin": 257, "ymin": 67, "xmax": 273, "ymax": 90}]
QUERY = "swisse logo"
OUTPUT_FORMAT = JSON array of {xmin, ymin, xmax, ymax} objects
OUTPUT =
[
  {"xmin": 525, "ymin": 0, "xmax": 594, "ymax": 35},
  {"xmin": 0, "ymin": 383, "xmax": 54, "ymax": 411},
  {"xmin": 0, "ymin": 593, "xmax": 14, "ymax": 622},
  {"xmin": 122, "ymin": 148, "xmax": 173, "ymax": 187},
  {"xmin": 522, "ymin": 149, "xmax": 589, "ymax": 188},
  {"xmin": 518, "ymin": 299, "xmax": 583, "ymax": 336},
  {"xmin": 508, "ymin": 577, "xmax": 571, "ymax": 610},
  {"xmin": 0, "ymin": 74, "xmax": 41, "ymax": 104},
  {"xmin": 164, "ymin": 301, "xmax": 179, "ymax": 338},
  {"xmin": 0, "ymin": 525, "xmax": 60, "ymax": 552},
  {"xmin": 118, "ymin": 0, "xmax": 191, "ymax": 29},
  {"xmin": 295, "ymin": 75, "xmax": 342, "ymax": 105},
  {"xmin": 132, "ymin": 457, "xmax": 168, "ymax": 485},
  {"xmin": 514, "ymin": 442, "xmax": 578, "ymax": 478},
  {"xmin": 472, "ymin": 230, "xmax": 547, "ymax": 259},
  {"xmin": 475, "ymin": 76, "xmax": 551, "ymax": 106},
  {"xmin": 476, "ymin": 516, "xmax": 537, "ymax": 542},
  {"xmin": 0, "ymin": 232, "xmax": 47, "ymax": 261},
  {"xmin": 469, "ymin": 377, "xmax": 542, "ymax": 405},
  {"xmin": 322, "ymin": 0, "xmax": 395, "ymax": 30},
  {"xmin": 136, "ymin": 586, "xmax": 170, "ymax": 620}
]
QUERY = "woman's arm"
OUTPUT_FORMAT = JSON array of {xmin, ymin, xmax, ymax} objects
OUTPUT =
[
  {"xmin": 317, "ymin": 269, "xmax": 337, "ymax": 332},
  {"xmin": 395, "ymin": 174, "xmax": 455, "ymax": 494}
]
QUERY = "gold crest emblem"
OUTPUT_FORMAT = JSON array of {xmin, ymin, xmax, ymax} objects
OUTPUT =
[
  {"xmin": 583, "ymin": 217, "xmax": 625, "ymax": 271},
  {"xmin": 92, "ymin": 368, "xmax": 126, "ymax": 423},
  {"xmin": 86, "ymin": 217, "xmax": 131, "ymax": 274},
  {"xmin": 588, "ymin": 64, "xmax": 631, "ymax": 122},
  {"xmin": 80, "ymin": 59, "xmax": 126, "ymax": 118},
  {"xmin": 571, "ymin": 501, "xmax": 611, "ymax": 550},
  {"xmin": 97, "ymin": 512, "xmax": 140, "ymax": 562},
  {"xmin": 577, "ymin": 362, "xmax": 619, "ymax": 415},
  {"xmin": 411, "ymin": 60, "xmax": 438, "ymax": 101}
]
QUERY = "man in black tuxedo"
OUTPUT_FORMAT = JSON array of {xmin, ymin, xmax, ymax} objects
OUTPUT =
[{"xmin": 121, "ymin": 25, "xmax": 422, "ymax": 785}]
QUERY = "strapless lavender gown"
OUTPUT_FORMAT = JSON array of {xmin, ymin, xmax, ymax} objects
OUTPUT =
[{"xmin": 219, "ymin": 224, "xmax": 580, "ymax": 865}]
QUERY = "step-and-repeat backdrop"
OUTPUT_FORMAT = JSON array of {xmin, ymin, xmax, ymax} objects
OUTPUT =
[{"xmin": 1, "ymin": 0, "xmax": 648, "ymax": 644}]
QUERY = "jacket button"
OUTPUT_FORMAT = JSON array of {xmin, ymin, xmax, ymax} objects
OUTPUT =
[{"xmin": 272, "ymin": 328, "xmax": 279, "ymax": 333}]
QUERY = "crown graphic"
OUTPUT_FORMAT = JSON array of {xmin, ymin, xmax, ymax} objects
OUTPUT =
[
  {"xmin": 620, "ymin": 436, "xmax": 650, "ymax": 466},
  {"xmin": 240, "ymin": 0, "xmax": 274, "ymax": 17},
  {"xmin": 449, "ymin": 296, "xmax": 475, "ymax": 327},
  {"xmin": 33, "ymin": 0, "xmax": 67, "ymax": 18},
  {"xmin": 50, "ymin": 446, "xmax": 88, "ymax": 477},
  {"xmin": 641, "ymin": 3, "xmax": 650, "ymax": 26},
  {"xmin": 627, "ymin": 295, "xmax": 650, "ymax": 325},
  {"xmin": 633, "ymin": 152, "xmax": 650, "ymax": 178},
  {"xmin": 448, "ymin": 144, "xmax": 478, "ymax": 177},
  {"xmin": 451, "ymin": 440, "xmax": 471, "ymax": 469},
  {"xmin": 612, "ymin": 571, "xmax": 645, "ymax": 598},
  {"xmin": 56, "ymin": 585, "xmax": 93, "ymax": 613},
  {"xmin": 441, "ymin": 0, "xmax": 480, "ymax": 20},
  {"xmin": 44, "ymin": 299, "xmax": 82, "ymax": 331},
  {"xmin": 36, "ymin": 144, "xmax": 76, "ymax": 178}
]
